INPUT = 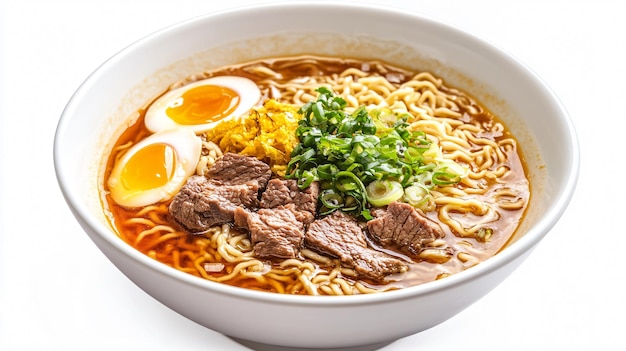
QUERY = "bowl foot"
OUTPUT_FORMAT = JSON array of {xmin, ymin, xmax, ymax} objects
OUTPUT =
[{"xmin": 230, "ymin": 336, "xmax": 395, "ymax": 350}]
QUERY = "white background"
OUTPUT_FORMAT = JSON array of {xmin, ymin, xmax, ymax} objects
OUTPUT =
[{"xmin": 1, "ymin": 0, "xmax": 624, "ymax": 350}]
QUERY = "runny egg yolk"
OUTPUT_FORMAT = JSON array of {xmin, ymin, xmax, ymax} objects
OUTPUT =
[
  {"xmin": 120, "ymin": 143, "xmax": 175, "ymax": 192},
  {"xmin": 108, "ymin": 128, "xmax": 201, "ymax": 208},
  {"xmin": 144, "ymin": 76, "xmax": 261, "ymax": 133},
  {"xmin": 166, "ymin": 85, "xmax": 240, "ymax": 125}
]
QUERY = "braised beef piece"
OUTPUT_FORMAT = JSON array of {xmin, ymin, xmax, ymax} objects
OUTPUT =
[
  {"xmin": 206, "ymin": 152, "xmax": 272, "ymax": 184},
  {"xmin": 168, "ymin": 153, "xmax": 430, "ymax": 281},
  {"xmin": 260, "ymin": 179, "xmax": 319, "ymax": 224},
  {"xmin": 234, "ymin": 204, "xmax": 305, "ymax": 259},
  {"xmin": 235, "ymin": 180, "xmax": 319, "ymax": 258},
  {"xmin": 305, "ymin": 211, "xmax": 408, "ymax": 281},
  {"xmin": 168, "ymin": 153, "xmax": 271, "ymax": 232},
  {"xmin": 367, "ymin": 201, "xmax": 445, "ymax": 258}
]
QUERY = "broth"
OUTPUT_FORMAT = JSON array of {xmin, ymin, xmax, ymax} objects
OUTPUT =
[{"xmin": 103, "ymin": 56, "xmax": 530, "ymax": 295}]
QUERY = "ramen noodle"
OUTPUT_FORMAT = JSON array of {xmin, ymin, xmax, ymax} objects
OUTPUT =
[{"xmin": 102, "ymin": 56, "xmax": 530, "ymax": 295}]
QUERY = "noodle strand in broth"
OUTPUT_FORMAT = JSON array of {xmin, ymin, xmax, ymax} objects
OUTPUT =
[{"xmin": 103, "ymin": 56, "xmax": 529, "ymax": 295}]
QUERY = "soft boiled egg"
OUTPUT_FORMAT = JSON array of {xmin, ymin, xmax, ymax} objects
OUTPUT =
[
  {"xmin": 144, "ymin": 76, "xmax": 262, "ymax": 133},
  {"xmin": 107, "ymin": 128, "xmax": 201, "ymax": 208}
]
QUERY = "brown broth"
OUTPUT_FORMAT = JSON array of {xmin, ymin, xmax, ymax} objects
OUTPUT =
[{"xmin": 102, "ymin": 56, "xmax": 530, "ymax": 294}]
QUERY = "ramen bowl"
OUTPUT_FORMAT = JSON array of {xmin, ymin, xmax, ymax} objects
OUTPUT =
[{"xmin": 53, "ymin": 2, "xmax": 578, "ymax": 349}]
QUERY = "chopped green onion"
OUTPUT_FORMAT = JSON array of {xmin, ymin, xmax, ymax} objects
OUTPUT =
[
  {"xmin": 476, "ymin": 227, "xmax": 493, "ymax": 242},
  {"xmin": 404, "ymin": 183, "xmax": 430, "ymax": 208},
  {"xmin": 432, "ymin": 172, "xmax": 456, "ymax": 185},
  {"xmin": 316, "ymin": 164, "xmax": 338, "ymax": 180},
  {"xmin": 437, "ymin": 159, "xmax": 468, "ymax": 179},
  {"xmin": 320, "ymin": 189, "xmax": 343, "ymax": 209},
  {"xmin": 366, "ymin": 180, "xmax": 404, "ymax": 207},
  {"xmin": 286, "ymin": 88, "xmax": 466, "ymax": 219},
  {"xmin": 297, "ymin": 170, "xmax": 316, "ymax": 188},
  {"xmin": 335, "ymin": 171, "xmax": 365, "ymax": 193}
]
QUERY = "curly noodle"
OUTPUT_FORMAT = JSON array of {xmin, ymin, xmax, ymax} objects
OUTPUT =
[{"xmin": 105, "ymin": 56, "xmax": 529, "ymax": 295}]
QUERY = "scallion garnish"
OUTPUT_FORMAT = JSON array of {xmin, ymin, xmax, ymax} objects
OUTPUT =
[
  {"xmin": 366, "ymin": 180, "xmax": 404, "ymax": 207},
  {"xmin": 286, "ymin": 87, "xmax": 466, "ymax": 218}
]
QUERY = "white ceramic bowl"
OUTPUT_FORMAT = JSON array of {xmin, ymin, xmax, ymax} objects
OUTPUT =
[{"xmin": 54, "ymin": 2, "xmax": 578, "ymax": 349}]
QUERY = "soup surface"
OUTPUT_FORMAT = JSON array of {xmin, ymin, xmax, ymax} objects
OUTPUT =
[{"xmin": 103, "ymin": 55, "xmax": 530, "ymax": 295}]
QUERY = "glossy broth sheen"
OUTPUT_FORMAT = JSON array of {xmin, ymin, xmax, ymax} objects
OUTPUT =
[{"xmin": 103, "ymin": 56, "xmax": 530, "ymax": 294}]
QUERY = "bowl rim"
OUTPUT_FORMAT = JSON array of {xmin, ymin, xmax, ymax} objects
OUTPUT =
[{"xmin": 53, "ymin": 1, "xmax": 580, "ymax": 306}]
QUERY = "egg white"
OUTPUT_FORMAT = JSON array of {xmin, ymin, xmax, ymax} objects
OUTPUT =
[
  {"xmin": 107, "ymin": 128, "xmax": 201, "ymax": 207},
  {"xmin": 144, "ymin": 76, "xmax": 261, "ymax": 133}
]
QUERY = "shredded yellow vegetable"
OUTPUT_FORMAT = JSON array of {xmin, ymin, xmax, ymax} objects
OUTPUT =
[{"xmin": 204, "ymin": 99, "xmax": 301, "ymax": 176}]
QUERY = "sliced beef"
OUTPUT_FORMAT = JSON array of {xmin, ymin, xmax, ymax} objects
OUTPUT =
[
  {"xmin": 367, "ymin": 201, "xmax": 445, "ymax": 258},
  {"xmin": 207, "ymin": 152, "xmax": 272, "ymax": 185},
  {"xmin": 260, "ymin": 179, "xmax": 319, "ymax": 224},
  {"xmin": 234, "ymin": 205, "xmax": 305, "ymax": 259},
  {"xmin": 235, "ymin": 180, "xmax": 318, "ymax": 258},
  {"xmin": 305, "ymin": 211, "xmax": 408, "ymax": 281},
  {"xmin": 168, "ymin": 153, "xmax": 271, "ymax": 232}
]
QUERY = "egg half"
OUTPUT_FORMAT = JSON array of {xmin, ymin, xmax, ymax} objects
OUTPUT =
[
  {"xmin": 107, "ymin": 128, "xmax": 201, "ymax": 208},
  {"xmin": 145, "ymin": 76, "xmax": 262, "ymax": 133}
]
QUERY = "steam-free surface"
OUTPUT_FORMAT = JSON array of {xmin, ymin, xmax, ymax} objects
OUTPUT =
[{"xmin": 2, "ymin": 1, "xmax": 619, "ymax": 350}]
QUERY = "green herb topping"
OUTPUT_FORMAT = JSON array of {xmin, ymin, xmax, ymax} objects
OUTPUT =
[{"xmin": 285, "ymin": 87, "xmax": 466, "ymax": 219}]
